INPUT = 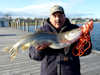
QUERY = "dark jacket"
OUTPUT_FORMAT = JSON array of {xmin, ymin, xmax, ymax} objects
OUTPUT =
[{"xmin": 29, "ymin": 18, "xmax": 92, "ymax": 75}]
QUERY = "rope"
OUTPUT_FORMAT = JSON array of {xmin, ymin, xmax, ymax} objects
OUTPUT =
[
  {"xmin": 72, "ymin": 20, "xmax": 93, "ymax": 56},
  {"xmin": 72, "ymin": 33, "xmax": 91, "ymax": 56}
]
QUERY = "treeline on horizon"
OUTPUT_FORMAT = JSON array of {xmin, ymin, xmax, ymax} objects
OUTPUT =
[{"xmin": 1, "ymin": 15, "xmax": 100, "ymax": 27}]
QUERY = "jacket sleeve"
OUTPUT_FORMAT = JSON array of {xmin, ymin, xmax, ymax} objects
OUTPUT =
[
  {"xmin": 29, "ymin": 46, "xmax": 45, "ymax": 61},
  {"xmin": 29, "ymin": 25, "xmax": 49, "ymax": 61}
]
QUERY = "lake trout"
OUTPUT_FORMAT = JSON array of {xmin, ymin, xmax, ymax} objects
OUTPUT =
[
  {"xmin": 4, "ymin": 20, "xmax": 93, "ymax": 60},
  {"xmin": 4, "ymin": 28, "xmax": 82, "ymax": 60}
]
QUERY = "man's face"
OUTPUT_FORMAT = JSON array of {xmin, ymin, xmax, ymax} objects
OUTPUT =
[{"xmin": 50, "ymin": 12, "xmax": 66, "ymax": 29}]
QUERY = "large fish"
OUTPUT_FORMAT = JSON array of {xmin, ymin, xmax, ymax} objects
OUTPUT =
[{"xmin": 4, "ymin": 20, "xmax": 93, "ymax": 60}]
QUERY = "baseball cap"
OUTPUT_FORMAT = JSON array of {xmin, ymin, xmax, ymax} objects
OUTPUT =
[{"xmin": 50, "ymin": 5, "xmax": 64, "ymax": 15}]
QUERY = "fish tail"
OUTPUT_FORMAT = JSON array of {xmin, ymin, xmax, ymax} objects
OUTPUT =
[
  {"xmin": 3, "ymin": 47, "xmax": 18, "ymax": 61},
  {"xmin": 9, "ymin": 48, "xmax": 18, "ymax": 61},
  {"xmin": 10, "ymin": 50, "xmax": 18, "ymax": 61}
]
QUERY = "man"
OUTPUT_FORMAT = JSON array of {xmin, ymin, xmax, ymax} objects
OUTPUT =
[{"xmin": 29, "ymin": 5, "xmax": 92, "ymax": 75}]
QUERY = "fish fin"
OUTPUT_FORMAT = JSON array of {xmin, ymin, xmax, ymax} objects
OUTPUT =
[
  {"xmin": 9, "ymin": 48, "xmax": 18, "ymax": 61},
  {"xmin": 3, "ymin": 47, "xmax": 18, "ymax": 61},
  {"xmin": 21, "ymin": 45, "xmax": 29, "ymax": 51},
  {"xmin": 21, "ymin": 43, "xmax": 31, "ymax": 51},
  {"xmin": 10, "ymin": 49, "xmax": 18, "ymax": 61}
]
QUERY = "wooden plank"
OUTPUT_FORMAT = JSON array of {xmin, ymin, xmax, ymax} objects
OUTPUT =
[
  {"xmin": 0, "ymin": 27, "xmax": 100, "ymax": 75},
  {"xmin": 0, "ymin": 27, "xmax": 40, "ymax": 75}
]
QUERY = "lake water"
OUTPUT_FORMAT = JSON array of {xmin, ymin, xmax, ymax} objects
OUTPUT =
[
  {"xmin": 20, "ymin": 22, "xmax": 100, "ymax": 51},
  {"xmin": 91, "ymin": 22, "xmax": 100, "ymax": 51}
]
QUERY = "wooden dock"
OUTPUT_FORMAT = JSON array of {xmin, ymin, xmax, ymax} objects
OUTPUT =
[{"xmin": 0, "ymin": 27, "xmax": 100, "ymax": 75}]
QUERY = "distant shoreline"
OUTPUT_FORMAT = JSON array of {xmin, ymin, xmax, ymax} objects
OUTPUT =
[
  {"xmin": 72, "ymin": 21, "xmax": 100, "ymax": 24},
  {"xmin": 94, "ymin": 22, "xmax": 100, "ymax": 23}
]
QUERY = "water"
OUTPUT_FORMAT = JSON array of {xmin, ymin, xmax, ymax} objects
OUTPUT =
[
  {"xmin": 20, "ymin": 22, "xmax": 100, "ymax": 51},
  {"xmin": 91, "ymin": 22, "xmax": 100, "ymax": 51},
  {"xmin": 19, "ymin": 25, "xmax": 40, "ymax": 32}
]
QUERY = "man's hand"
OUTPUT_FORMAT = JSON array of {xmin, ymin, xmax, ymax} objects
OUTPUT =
[{"xmin": 35, "ymin": 42, "xmax": 51, "ymax": 51}]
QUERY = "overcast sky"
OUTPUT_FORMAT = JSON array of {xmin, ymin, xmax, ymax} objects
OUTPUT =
[{"xmin": 0, "ymin": 0, "xmax": 99, "ymax": 18}]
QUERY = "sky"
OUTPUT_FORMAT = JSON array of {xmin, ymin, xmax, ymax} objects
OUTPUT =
[{"xmin": 0, "ymin": 0, "xmax": 99, "ymax": 19}]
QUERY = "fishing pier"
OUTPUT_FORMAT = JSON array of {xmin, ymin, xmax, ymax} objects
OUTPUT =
[{"xmin": 0, "ymin": 27, "xmax": 100, "ymax": 75}]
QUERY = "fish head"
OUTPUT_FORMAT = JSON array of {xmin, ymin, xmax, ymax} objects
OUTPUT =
[{"xmin": 81, "ymin": 20, "xmax": 93, "ymax": 33}]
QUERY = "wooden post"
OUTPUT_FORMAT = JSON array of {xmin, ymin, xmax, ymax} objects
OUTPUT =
[
  {"xmin": 15, "ymin": 21, "xmax": 17, "ymax": 29},
  {"xmin": 16, "ymin": 21, "xmax": 18, "ymax": 29},
  {"xmin": 41, "ymin": 18, "xmax": 45, "ymax": 27},
  {"xmin": 28, "ymin": 22, "xmax": 30, "ymax": 32},
  {"xmin": 26, "ymin": 22, "xmax": 29, "ymax": 32},
  {"xmin": 23, "ymin": 22, "xmax": 26, "ymax": 31},
  {"xmin": 14, "ymin": 22, "xmax": 15, "ymax": 28},
  {"xmin": 17, "ymin": 21, "xmax": 19, "ymax": 29},
  {"xmin": 35, "ymin": 20, "xmax": 38, "ymax": 31},
  {"xmin": 10, "ymin": 21, "xmax": 12, "ymax": 28},
  {"xmin": 11, "ymin": 22, "xmax": 13, "ymax": 28}
]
